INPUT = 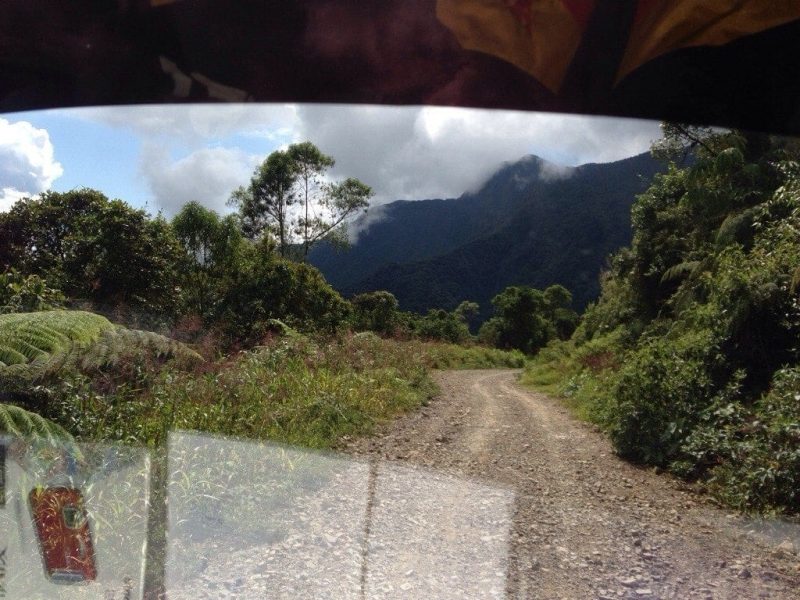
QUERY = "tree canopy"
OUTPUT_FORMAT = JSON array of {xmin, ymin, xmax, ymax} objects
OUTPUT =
[
  {"xmin": 0, "ymin": 189, "xmax": 183, "ymax": 320},
  {"xmin": 231, "ymin": 141, "xmax": 372, "ymax": 258},
  {"xmin": 479, "ymin": 285, "xmax": 577, "ymax": 354}
]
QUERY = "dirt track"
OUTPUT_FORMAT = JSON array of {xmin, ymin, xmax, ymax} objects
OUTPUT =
[{"xmin": 347, "ymin": 370, "xmax": 800, "ymax": 599}]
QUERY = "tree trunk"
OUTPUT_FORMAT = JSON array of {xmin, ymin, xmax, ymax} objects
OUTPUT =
[{"xmin": 303, "ymin": 174, "xmax": 310, "ymax": 260}]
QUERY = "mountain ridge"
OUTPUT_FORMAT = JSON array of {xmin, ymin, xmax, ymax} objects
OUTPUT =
[{"xmin": 309, "ymin": 151, "xmax": 664, "ymax": 317}]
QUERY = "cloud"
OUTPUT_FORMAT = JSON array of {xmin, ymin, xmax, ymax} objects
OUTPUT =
[
  {"xmin": 295, "ymin": 105, "xmax": 661, "ymax": 203},
  {"xmin": 72, "ymin": 103, "xmax": 661, "ymax": 210},
  {"xmin": 140, "ymin": 144, "xmax": 260, "ymax": 216},
  {"xmin": 0, "ymin": 118, "xmax": 63, "ymax": 210},
  {"xmin": 0, "ymin": 187, "xmax": 28, "ymax": 212},
  {"xmin": 69, "ymin": 104, "xmax": 298, "ymax": 145},
  {"xmin": 537, "ymin": 160, "xmax": 574, "ymax": 182},
  {"xmin": 347, "ymin": 203, "xmax": 390, "ymax": 244}
]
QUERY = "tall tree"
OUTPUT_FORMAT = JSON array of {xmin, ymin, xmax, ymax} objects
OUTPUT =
[
  {"xmin": 286, "ymin": 142, "xmax": 372, "ymax": 258},
  {"xmin": 232, "ymin": 142, "xmax": 372, "ymax": 259},
  {"xmin": 230, "ymin": 150, "xmax": 296, "ymax": 256},
  {"xmin": 286, "ymin": 142, "xmax": 335, "ymax": 258},
  {"xmin": 172, "ymin": 202, "xmax": 243, "ymax": 318}
]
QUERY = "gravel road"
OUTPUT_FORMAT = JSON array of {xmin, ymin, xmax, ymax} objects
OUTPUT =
[
  {"xmin": 347, "ymin": 370, "xmax": 800, "ymax": 599},
  {"xmin": 165, "ymin": 369, "xmax": 800, "ymax": 599}
]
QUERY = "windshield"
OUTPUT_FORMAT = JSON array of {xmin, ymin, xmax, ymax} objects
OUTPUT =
[{"xmin": 1, "ymin": 104, "xmax": 799, "ymax": 600}]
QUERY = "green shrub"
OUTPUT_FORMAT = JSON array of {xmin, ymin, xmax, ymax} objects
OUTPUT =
[
  {"xmin": 412, "ymin": 309, "xmax": 472, "ymax": 344},
  {"xmin": 216, "ymin": 257, "xmax": 350, "ymax": 346},
  {"xmin": 521, "ymin": 141, "xmax": 800, "ymax": 514},
  {"xmin": 683, "ymin": 367, "xmax": 800, "ymax": 513},
  {"xmin": 608, "ymin": 331, "xmax": 719, "ymax": 465},
  {"xmin": 0, "ymin": 270, "xmax": 64, "ymax": 314}
]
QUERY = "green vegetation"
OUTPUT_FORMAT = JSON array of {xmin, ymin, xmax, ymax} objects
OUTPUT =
[
  {"xmin": 0, "ymin": 189, "xmax": 183, "ymax": 324},
  {"xmin": 0, "ymin": 269, "xmax": 65, "ymax": 313},
  {"xmin": 478, "ymin": 284, "xmax": 578, "ymax": 354},
  {"xmin": 0, "ymin": 153, "xmax": 524, "ymax": 454},
  {"xmin": 0, "ymin": 310, "xmax": 200, "ymax": 372},
  {"xmin": 41, "ymin": 333, "xmax": 435, "ymax": 448},
  {"xmin": 348, "ymin": 286, "xmax": 571, "ymax": 351},
  {"xmin": 419, "ymin": 342, "xmax": 525, "ymax": 369},
  {"xmin": 7, "ymin": 127, "xmax": 796, "ymax": 518},
  {"xmin": 231, "ymin": 141, "xmax": 372, "ymax": 258},
  {"xmin": 525, "ymin": 126, "xmax": 800, "ymax": 514},
  {"xmin": 310, "ymin": 152, "xmax": 662, "ymax": 316},
  {"xmin": 2, "ymin": 320, "xmax": 519, "ymax": 448},
  {"xmin": 0, "ymin": 163, "xmax": 527, "ymax": 445},
  {"xmin": 0, "ymin": 310, "xmax": 200, "ymax": 442},
  {"xmin": 0, "ymin": 310, "xmax": 114, "ymax": 366}
]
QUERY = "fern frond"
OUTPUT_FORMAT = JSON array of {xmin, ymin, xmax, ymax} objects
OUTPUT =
[
  {"xmin": 0, "ymin": 346, "xmax": 27, "ymax": 366},
  {"xmin": 1, "ymin": 310, "xmax": 203, "ymax": 385},
  {"xmin": 715, "ymin": 207, "xmax": 757, "ymax": 248},
  {"xmin": 0, "ymin": 402, "xmax": 70, "ymax": 443},
  {"xmin": 660, "ymin": 260, "xmax": 701, "ymax": 285}
]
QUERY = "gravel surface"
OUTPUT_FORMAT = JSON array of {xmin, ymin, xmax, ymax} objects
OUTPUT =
[
  {"xmin": 164, "ymin": 370, "xmax": 800, "ymax": 599},
  {"xmin": 347, "ymin": 370, "xmax": 800, "ymax": 599}
]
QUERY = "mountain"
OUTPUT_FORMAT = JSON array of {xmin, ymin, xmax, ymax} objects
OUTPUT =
[{"xmin": 309, "ymin": 152, "xmax": 663, "ymax": 318}]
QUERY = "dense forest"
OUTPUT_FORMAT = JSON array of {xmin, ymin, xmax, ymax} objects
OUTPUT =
[{"xmin": 527, "ymin": 125, "xmax": 800, "ymax": 514}]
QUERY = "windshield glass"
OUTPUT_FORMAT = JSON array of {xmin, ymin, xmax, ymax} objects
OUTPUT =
[{"xmin": 1, "ymin": 104, "xmax": 799, "ymax": 599}]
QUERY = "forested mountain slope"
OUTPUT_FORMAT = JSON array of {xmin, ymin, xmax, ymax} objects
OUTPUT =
[{"xmin": 310, "ymin": 152, "xmax": 663, "ymax": 314}]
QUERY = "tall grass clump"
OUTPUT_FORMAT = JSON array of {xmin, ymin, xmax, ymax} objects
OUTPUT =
[
  {"xmin": 419, "ymin": 341, "xmax": 525, "ymax": 369},
  {"xmin": 34, "ymin": 333, "xmax": 437, "ymax": 449}
]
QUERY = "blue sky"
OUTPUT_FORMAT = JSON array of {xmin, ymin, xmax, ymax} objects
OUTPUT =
[
  {"xmin": 11, "ymin": 109, "xmax": 149, "ymax": 206},
  {"xmin": 0, "ymin": 104, "xmax": 661, "ymax": 215}
]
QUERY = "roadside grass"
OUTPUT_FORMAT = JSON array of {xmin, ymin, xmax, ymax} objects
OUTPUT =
[
  {"xmin": 522, "ymin": 336, "xmax": 620, "ymax": 426},
  {"xmin": 521, "ymin": 340, "xmax": 577, "ymax": 396},
  {"xmin": 420, "ymin": 341, "xmax": 525, "ymax": 369},
  {"xmin": 2, "ymin": 315, "xmax": 523, "ymax": 450},
  {"xmin": 0, "ymin": 310, "xmax": 523, "ymax": 452}
]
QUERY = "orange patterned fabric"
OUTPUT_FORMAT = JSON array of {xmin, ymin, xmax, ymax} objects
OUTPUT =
[
  {"xmin": 436, "ymin": 0, "xmax": 586, "ymax": 93},
  {"xmin": 437, "ymin": 0, "xmax": 800, "ymax": 93},
  {"xmin": 619, "ymin": 0, "xmax": 800, "ymax": 80}
]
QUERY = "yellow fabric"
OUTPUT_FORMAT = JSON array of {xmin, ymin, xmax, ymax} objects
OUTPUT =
[
  {"xmin": 436, "ymin": 0, "xmax": 583, "ymax": 93},
  {"xmin": 619, "ymin": 0, "xmax": 800, "ymax": 81}
]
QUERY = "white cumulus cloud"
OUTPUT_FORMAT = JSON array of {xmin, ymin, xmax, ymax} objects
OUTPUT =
[
  {"xmin": 0, "ymin": 118, "xmax": 63, "ymax": 211},
  {"xmin": 140, "ymin": 144, "xmax": 260, "ymax": 216}
]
